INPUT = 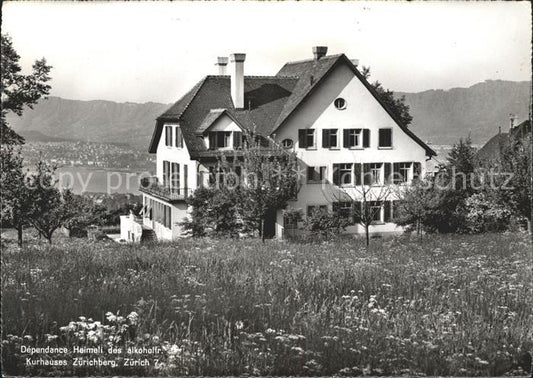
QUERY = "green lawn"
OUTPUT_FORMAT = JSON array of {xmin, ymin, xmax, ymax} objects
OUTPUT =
[{"xmin": 1, "ymin": 232, "xmax": 532, "ymax": 376}]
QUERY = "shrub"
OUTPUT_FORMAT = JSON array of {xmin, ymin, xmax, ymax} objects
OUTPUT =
[
  {"xmin": 464, "ymin": 193, "xmax": 513, "ymax": 233},
  {"xmin": 304, "ymin": 209, "xmax": 349, "ymax": 240},
  {"xmin": 182, "ymin": 187, "xmax": 242, "ymax": 237}
]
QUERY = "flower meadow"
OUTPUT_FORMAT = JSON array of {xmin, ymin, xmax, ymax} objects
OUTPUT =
[{"xmin": 1, "ymin": 233, "xmax": 532, "ymax": 376}]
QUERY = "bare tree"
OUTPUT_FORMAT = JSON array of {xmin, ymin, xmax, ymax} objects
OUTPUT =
[{"xmin": 329, "ymin": 164, "xmax": 394, "ymax": 246}]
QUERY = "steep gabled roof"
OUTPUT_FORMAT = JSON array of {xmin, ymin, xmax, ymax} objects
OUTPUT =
[
  {"xmin": 475, "ymin": 120, "xmax": 531, "ymax": 164},
  {"xmin": 148, "ymin": 76, "xmax": 297, "ymax": 155},
  {"xmin": 273, "ymin": 54, "xmax": 342, "ymax": 132},
  {"xmin": 149, "ymin": 53, "xmax": 436, "ymax": 157},
  {"xmin": 475, "ymin": 132, "xmax": 507, "ymax": 164},
  {"xmin": 273, "ymin": 54, "xmax": 436, "ymax": 157},
  {"xmin": 196, "ymin": 109, "xmax": 239, "ymax": 134}
]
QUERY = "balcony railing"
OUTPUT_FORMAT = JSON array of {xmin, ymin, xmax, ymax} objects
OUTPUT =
[{"xmin": 139, "ymin": 176, "xmax": 190, "ymax": 202}]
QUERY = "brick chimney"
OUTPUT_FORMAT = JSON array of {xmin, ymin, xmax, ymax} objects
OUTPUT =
[
  {"xmin": 312, "ymin": 46, "xmax": 328, "ymax": 60},
  {"xmin": 230, "ymin": 53, "xmax": 246, "ymax": 109},
  {"xmin": 509, "ymin": 114, "xmax": 515, "ymax": 131},
  {"xmin": 215, "ymin": 57, "xmax": 228, "ymax": 75}
]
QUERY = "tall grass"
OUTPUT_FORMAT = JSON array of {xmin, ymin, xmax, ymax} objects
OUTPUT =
[{"xmin": 2, "ymin": 233, "xmax": 532, "ymax": 376}]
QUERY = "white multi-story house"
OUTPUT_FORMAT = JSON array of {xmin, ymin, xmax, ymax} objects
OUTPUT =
[{"xmin": 120, "ymin": 46, "xmax": 436, "ymax": 242}]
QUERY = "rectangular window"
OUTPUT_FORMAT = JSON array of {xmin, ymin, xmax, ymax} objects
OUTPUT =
[
  {"xmin": 333, "ymin": 202, "xmax": 353, "ymax": 220},
  {"xmin": 162, "ymin": 160, "xmax": 170, "ymax": 187},
  {"xmin": 218, "ymin": 132, "xmax": 230, "ymax": 148},
  {"xmin": 307, "ymin": 166, "xmax": 326, "ymax": 183},
  {"xmin": 183, "ymin": 165, "xmax": 188, "ymax": 195},
  {"xmin": 233, "ymin": 131, "xmax": 243, "ymax": 149},
  {"xmin": 208, "ymin": 132, "xmax": 231, "ymax": 149},
  {"xmin": 165, "ymin": 126, "xmax": 172, "ymax": 147},
  {"xmin": 370, "ymin": 163, "xmax": 383, "ymax": 185},
  {"xmin": 369, "ymin": 201, "xmax": 383, "ymax": 222},
  {"xmin": 307, "ymin": 205, "xmax": 328, "ymax": 217},
  {"xmin": 298, "ymin": 129, "xmax": 316, "ymax": 149},
  {"xmin": 322, "ymin": 129, "xmax": 338, "ymax": 148},
  {"xmin": 413, "ymin": 162, "xmax": 422, "ymax": 181},
  {"xmin": 208, "ymin": 133, "xmax": 216, "ymax": 149},
  {"xmin": 171, "ymin": 162, "xmax": 180, "ymax": 194},
  {"xmin": 399, "ymin": 162, "xmax": 411, "ymax": 183},
  {"xmin": 166, "ymin": 205, "xmax": 172, "ymax": 228},
  {"xmin": 393, "ymin": 162, "xmax": 411, "ymax": 184},
  {"xmin": 175, "ymin": 127, "xmax": 183, "ymax": 148},
  {"xmin": 333, "ymin": 163, "xmax": 353, "ymax": 185},
  {"xmin": 343, "ymin": 129, "xmax": 362, "ymax": 148},
  {"xmin": 378, "ymin": 128, "xmax": 393, "ymax": 148}
]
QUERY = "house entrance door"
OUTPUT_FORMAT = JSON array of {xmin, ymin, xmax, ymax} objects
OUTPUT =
[{"xmin": 263, "ymin": 209, "xmax": 276, "ymax": 239}]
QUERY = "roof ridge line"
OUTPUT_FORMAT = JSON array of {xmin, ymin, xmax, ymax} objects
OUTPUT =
[
  {"xmin": 204, "ymin": 74, "xmax": 298, "ymax": 79},
  {"xmin": 272, "ymin": 54, "xmax": 345, "ymax": 130},
  {"xmin": 282, "ymin": 54, "xmax": 344, "ymax": 66},
  {"xmin": 243, "ymin": 75, "xmax": 298, "ymax": 79}
]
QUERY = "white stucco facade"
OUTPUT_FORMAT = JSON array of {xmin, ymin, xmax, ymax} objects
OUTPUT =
[
  {"xmin": 124, "ymin": 54, "xmax": 434, "ymax": 242},
  {"xmin": 274, "ymin": 63, "xmax": 428, "ymax": 235},
  {"xmin": 155, "ymin": 123, "xmax": 198, "ymax": 188}
]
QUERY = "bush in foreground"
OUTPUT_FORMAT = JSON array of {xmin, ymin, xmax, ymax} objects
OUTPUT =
[{"xmin": 2, "ymin": 233, "xmax": 532, "ymax": 376}]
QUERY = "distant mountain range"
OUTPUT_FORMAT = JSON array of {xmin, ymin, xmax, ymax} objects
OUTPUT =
[
  {"xmin": 398, "ymin": 80, "xmax": 531, "ymax": 145},
  {"xmin": 8, "ymin": 97, "xmax": 170, "ymax": 149},
  {"xmin": 7, "ymin": 80, "xmax": 531, "ymax": 148}
]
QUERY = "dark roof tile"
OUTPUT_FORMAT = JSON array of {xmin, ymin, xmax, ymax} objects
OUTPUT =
[
  {"xmin": 149, "ymin": 54, "xmax": 436, "ymax": 157},
  {"xmin": 149, "ymin": 75, "xmax": 297, "ymax": 153}
]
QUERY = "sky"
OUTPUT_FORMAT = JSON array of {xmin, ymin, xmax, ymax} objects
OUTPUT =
[{"xmin": 2, "ymin": 1, "xmax": 531, "ymax": 104}]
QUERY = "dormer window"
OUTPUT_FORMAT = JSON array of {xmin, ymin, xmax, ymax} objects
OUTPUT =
[
  {"xmin": 165, "ymin": 126, "xmax": 173, "ymax": 147},
  {"xmin": 334, "ymin": 98, "xmax": 346, "ymax": 110},
  {"xmin": 207, "ymin": 130, "xmax": 244, "ymax": 150},
  {"xmin": 208, "ymin": 131, "xmax": 230, "ymax": 149},
  {"xmin": 175, "ymin": 126, "xmax": 183, "ymax": 148},
  {"xmin": 233, "ymin": 131, "xmax": 243, "ymax": 149}
]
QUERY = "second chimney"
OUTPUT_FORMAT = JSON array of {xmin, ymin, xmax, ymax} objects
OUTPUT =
[
  {"xmin": 215, "ymin": 57, "xmax": 228, "ymax": 75},
  {"xmin": 312, "ymin": 46, "xmax": 328, "ymax": 60},
  {"xmin": 230, "ymin": 53, "xmax": 246, "ymax": 109}
]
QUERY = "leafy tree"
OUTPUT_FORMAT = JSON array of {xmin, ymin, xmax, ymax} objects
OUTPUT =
[
  {"xmin": 0, "ymin": 144, "xmax": 31, "ymax": 245},
  {"xmin": 361, "ymin": 66, "xmax": 413, "ymax": 127},
  {"xmin": 62, "ymin": 191, "xmax": 106, "ymax": 237},
  {"xmin": 447, "ymin": 136, "xmax": 476, "ymax": 193},
  {"xmin": 0, "ymin": 34, "xmax": 52, "ymax": 242},
  {"xmin": 497, "ymin": 131, "xmax": 532, "ymax": 230},
  {"xmin": 25, "ymin": 161, "xmax": 77, "ymax": 244},
  {"xmin": 237, "ymin": 136, "xmax": 300, "ymax": 241},
  {"xmin": 394, "ymin": 179, "xmax": 436, "ymax": 237},
  {"xmin": 407, "ymin": 136, "xmax": 478, "ymax": 234},
  {"xmin": 182, "ymin": 186, "xmax": 242, "ymax": 237},
  {"xmin": 183, "ymin": 132, "xmax": 300, "ymax": 240},
  {"xmin": 1, "ymin": 33, "xmax": 52, "ymax": 145},
  {"xmin": 101, "ymin": 200, "xmax": 142, "ymax": 226}
]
